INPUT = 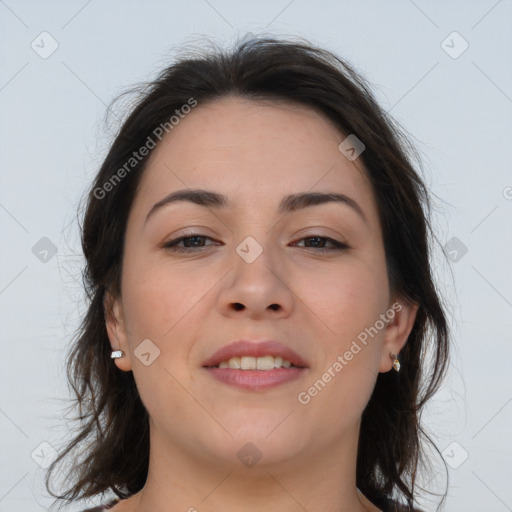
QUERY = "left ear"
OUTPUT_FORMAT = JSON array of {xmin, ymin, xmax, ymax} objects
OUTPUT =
[
  {"xmin": 379, "ymin": 298, "xmax": 419, "ymax": 372},
  {"xmin": 104, "ymin": 289, "xmax": 133, "ymax": 372}
]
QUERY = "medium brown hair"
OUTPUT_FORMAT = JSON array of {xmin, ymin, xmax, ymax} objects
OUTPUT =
[{"xmin": 46, "ymin": 36, "xmax": 449, "ymax": 510}]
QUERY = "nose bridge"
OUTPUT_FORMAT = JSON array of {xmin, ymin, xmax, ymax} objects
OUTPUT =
[
  {"xmin": 231, "ymin": 207, "xmax": 279, "ymax": 268},
  {"xmin": 218, "ymin": 231, "xmax": 293, "ymax": 317},
  {"xmin": 232, "ymin": 233, "xmax": 279, "ymax": 287}
]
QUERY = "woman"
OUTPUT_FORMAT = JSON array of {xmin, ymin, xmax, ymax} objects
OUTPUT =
[{"xmin": 46, "ymin": 36, "xmax": 449, "ymax": 512}]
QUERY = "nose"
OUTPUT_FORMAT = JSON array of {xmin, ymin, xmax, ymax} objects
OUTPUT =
[{"xmin": 217, "ymin": 239, "xmax": 295, "ymax": 320}]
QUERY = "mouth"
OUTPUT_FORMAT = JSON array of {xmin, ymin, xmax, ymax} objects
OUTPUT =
[
  {"xmin": 202, "ymin": 340, "xmax": 309, "ymax": 391},
  {"xmin": 206, "ymin": 355, "xmax": 302, "ymax": 370}
]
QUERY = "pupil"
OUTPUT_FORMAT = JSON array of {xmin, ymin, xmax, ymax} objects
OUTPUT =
[
  {"xmin": 308, "ymin": 237, "xmax": 323, "ymax": 247},
  {"xmin": 185, "ymin": 236, "xmax": 203, "ymax": 247}
]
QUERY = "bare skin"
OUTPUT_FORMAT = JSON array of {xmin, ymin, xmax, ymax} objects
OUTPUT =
[{"xmin": 105, "ymin": 96, "xmax": 418, "ymax": 512}]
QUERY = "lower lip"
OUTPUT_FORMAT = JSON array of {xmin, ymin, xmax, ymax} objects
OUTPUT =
[{"xmin": 203, "ymin": 367, "xmax": 307, "ymax": 390}]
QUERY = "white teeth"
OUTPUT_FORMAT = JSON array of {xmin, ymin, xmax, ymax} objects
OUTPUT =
[
  {"xmin": 228, "ymin": 357, "xmax": 241, "ymax": 369},
  {"xmin": 240, "ymin": 356, "xmax": 256, "ymax": 370},
  {"xmin": 215, "ymin": 355, "xmax": 295, "ymax": 370},
  {"xmin": 257, "ymin": 355, "xmax": 274, "ymax": 370}
]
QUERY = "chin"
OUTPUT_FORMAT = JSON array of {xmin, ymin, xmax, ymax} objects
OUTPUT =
[{"xmin": 195, "ymin": 422, "xmax": 307, "ymax": 468}]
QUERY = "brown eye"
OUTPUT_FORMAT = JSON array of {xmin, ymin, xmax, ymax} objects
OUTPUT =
[
  {"xmin": 163, "ymin": 234, "xmax": 220, "ymax": 253},
  {"xmin": 293, "ymin": 236, "xmax": 349, "ymax": 251}
]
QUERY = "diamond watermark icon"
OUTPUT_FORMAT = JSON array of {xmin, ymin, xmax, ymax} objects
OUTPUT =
[
  {"xmin": 32, "ymin": 237, "xmax": 58, "ymax": 263},
  {"xmin": 338, "ymin": 134, "xmax": 365, "ymax": 161},
  {"xmin": 441, "ymin": 31, "xmax": 469, "ymax": 59},
  {"xmin": 236, "ymin": 442, "xmax": 263, "ymax": 468},
  {"xmin": 444, "ymin": 236, "xmax": 468, "ymax": 263},
  {"xmin": 442, "ymin": 441, "xmax": 469, "ymax": 469},
  {"xmin": 31, "ymin": 31, "xmax": 59, "ymax": 59},
  {"xmin": 236, "ymin": 236, "xmax": 263, "ymax": 264},
  {"xmin": 31, "ymin": 441, "xmax": 58, "ymax": 469},
  {"xmin": 134, "ymin": 338, "xmax": 161, "ymax": 366}
]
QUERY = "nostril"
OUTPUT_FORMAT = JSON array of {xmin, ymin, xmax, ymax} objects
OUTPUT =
[{"xmin": 233, "ymin": 303, "xmax": 244, "ymax": 311}]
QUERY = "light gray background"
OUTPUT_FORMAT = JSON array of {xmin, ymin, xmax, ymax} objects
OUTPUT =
[{"xmin": 1, "ymin": 1, "xmax": 511, "ymax": 511}]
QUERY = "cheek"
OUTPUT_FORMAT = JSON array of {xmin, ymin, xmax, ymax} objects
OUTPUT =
[
  {"xmin": 121, "ymin": 255, "xmax": 210, "ymax": 340},
  {"xmin": 293, "ymin": 256, "xmax": 388, "ymax": 415},
  {"xmin": 295, "ymin": 254, "xmax": 390, "ymax": 344},
  {"xmin": 119, "ymin": 254, "xmax": 223, "ymax": 392},
  {"xmin": 119, "ymin": 260, "xmax": 209, "ymax": 427}
]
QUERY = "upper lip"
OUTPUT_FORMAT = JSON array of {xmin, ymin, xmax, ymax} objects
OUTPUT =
[{"xmin": 202, "ymin": 340, "xmax": 309, "ymax": 368}]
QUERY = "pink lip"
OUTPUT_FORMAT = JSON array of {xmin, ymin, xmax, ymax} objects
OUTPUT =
[
  {"xmin": 204, "ymin": 367, "xmax": 307, "ymax": 390},
  {"xmin": 201, "ymin": 340, "xmax": 309, "ymax": 391},
  {"xmin": 202, "ymin": 340, "xmax": 309, "ymax": 368}
]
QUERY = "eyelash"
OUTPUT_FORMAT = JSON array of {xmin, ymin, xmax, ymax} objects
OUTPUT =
[{"xmin": 162, "ymin": 234, "xmax": 350, "ymax": 253}]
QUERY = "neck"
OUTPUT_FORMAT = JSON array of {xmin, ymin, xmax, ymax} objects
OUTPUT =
[{"xmin": 126, "ymin": 420, "xmax": 376, "ymax": 512}]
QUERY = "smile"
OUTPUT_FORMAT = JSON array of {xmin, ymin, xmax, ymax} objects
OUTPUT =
[{"xmin": 210, "ymin": 355, "xmax": 298, "ymax": 370}]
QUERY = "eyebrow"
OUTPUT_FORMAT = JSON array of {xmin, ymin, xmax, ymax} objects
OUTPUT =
[{"xmin": 144, "ymin": 188, "xmax": 368, "ymax": 225}]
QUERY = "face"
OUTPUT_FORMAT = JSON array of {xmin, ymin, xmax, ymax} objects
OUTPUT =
[{"xmin": 106, "ymin": 96, "xmax": 416, "ymax": 471}]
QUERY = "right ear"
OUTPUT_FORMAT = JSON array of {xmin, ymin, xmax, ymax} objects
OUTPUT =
[{"xmin": 104, "ymin": 290, "xmax": 132, "ymax": 372}]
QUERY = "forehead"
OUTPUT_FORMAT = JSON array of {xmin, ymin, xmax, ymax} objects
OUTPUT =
[{"xmin": 131, "ymin": 96, "xmax": 376, "ymax": 221}]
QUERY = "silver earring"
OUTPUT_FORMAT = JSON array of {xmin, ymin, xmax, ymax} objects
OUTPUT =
[{"xmin": 111, "ymin": 350, "xmax": 125, "ymax": 359}]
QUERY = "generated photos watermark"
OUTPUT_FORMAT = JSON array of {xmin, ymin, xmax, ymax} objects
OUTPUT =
[
  {"xmin": 93, "ymin": 98, "xmax": 198, "ymax": 200},
  {"xmin": 297, "ymin": 302, "xmax": 402, "ymax": 405}
]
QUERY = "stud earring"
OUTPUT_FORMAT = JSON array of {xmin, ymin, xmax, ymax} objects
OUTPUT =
[
  {"xmin": 390, "ymin": 352, "xmax": 400, "ymax": 372},
  {"xmin": 111, "ymin": 350, "xmax": 125, "ymax": 359}
]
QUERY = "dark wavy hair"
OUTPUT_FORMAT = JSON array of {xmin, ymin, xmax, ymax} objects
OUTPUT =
[{"xmin": 46, "ymin": 35, "xmax": 449, "ymax": 510}]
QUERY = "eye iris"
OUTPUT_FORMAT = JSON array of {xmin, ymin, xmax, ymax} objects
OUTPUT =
[
  {"xmin": 184, "ymin": 236, "xmax": 205, "ymax": 247},
  {"xmin": 307, "ymin": 237, "xmax": 324, "ymax": 247}
]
